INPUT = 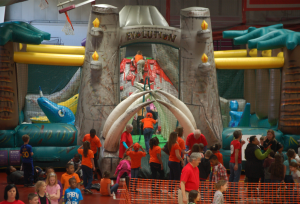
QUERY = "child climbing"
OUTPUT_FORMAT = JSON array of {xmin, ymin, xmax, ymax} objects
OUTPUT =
[
  {"xmin": 140, "ymin": 112, "xmax": 158, "ymax": 153},
  {"xmin": 114, "ymin": 155, "xmax": 131, "ymax": 184}
]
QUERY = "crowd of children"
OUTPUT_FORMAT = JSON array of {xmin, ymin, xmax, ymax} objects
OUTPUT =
[{"xmin": 3, "ymin": 127, "xmax": 300, "ymax": 204}]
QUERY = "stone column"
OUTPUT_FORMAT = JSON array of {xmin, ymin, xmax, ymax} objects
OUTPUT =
[
  {"xmin": 180, "ymin": 8, "xmax": 223, "ymax": 145},
  {"xmin": 75, "ymin": 4, "xmax": 120, "ymax": 142}
]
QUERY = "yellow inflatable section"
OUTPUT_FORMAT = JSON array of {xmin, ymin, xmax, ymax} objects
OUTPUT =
[{"xmin": 30, "ymin": 94, "xmax": 79, "ymax": 123}]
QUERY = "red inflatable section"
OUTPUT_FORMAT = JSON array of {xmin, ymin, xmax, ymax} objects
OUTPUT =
[{"xmin": 120, "ymin": 58, "xmax": 173, "ymax": 86}]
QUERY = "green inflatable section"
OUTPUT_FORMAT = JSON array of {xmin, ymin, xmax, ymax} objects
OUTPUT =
[
  {"xmin": 222, "ymin": 128, "xmax": 283, "ymax": 150},
  {"xmin": 250, "ymin": 114, "xmax": 274, "ymax": 129},
  {"xmin": 0, "ymin": 21, "xmax": 50, "ymax": 46},
  {"xmin": 15, "ymin": 124, "xmax": 77, "ymax": 147},
  {"xmin": 0, "ymin": 146, "xmax": 79, "ymax": 168},
  {"xmin": 0, "ymin": 130, "xmax": 15, "ymax": 148},
  {"xmin": 32, "ymin": 146, "xmax": 79, "ymax": 168},
  {"xmin": 283, "ymin": 135, "xmax": 300, "ymax": 151}
]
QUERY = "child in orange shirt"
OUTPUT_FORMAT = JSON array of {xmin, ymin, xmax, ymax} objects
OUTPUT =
[
  {"xmin": 140, "ymin": 112, "xmax": 158, "ymax": 153},
  {"xmin": 210, "ymin": 144, "xmax": 224, "ymax": 165},
  {"xmin": 126, "ymin": 143, "xmax": 147, "ymax": 179},
  {"xmin": 100, "ymin": 171, "xmax": 118, "ymax": 196},
  {"xmin": 61, "ymin": 163, "xmax": 80, "ymax": 197},
  {"xmin": 77, "ymin": 141, "xmax": 95, "ymax": 194}
]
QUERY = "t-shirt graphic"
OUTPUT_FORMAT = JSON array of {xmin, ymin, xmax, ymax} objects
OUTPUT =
[
  {"xmin": 64, "ymin": 188, "xmax": 83, "ymax": 204},
  {"xmin": 20, "ymin": 144, "xmax": 33, "ymax": 163}
]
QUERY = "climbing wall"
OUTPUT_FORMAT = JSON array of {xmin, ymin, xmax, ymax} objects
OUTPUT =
[{"xmin": 120, "ymin": 58, "xmax": 178, "ymax": 140}]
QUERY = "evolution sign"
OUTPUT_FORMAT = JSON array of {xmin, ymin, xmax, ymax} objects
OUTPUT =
[{"xmin": 126, "ymin": 30, "xmax": 177, "ymax": 43}]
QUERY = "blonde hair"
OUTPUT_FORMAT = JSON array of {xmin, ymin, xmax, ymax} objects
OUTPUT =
[
  {"xmin": 46, "ymin": 172, "xmax": 58, "ymax": 186},
  {"xmin": 214, "ymin": 180, "xmax": 227, "ymax": 190},
  {"xmin": 35, "ymin": 181, "xmax": 46, "ymax": 193}
]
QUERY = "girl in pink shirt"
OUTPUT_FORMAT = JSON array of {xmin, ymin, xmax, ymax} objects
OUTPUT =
[
  {"xmin": 114, "ymin": 155, "xmax": 131, "ymax": 184},
  {"xmin": 45, "ymin": 173, "xmax": 60, "ymax": 204}
]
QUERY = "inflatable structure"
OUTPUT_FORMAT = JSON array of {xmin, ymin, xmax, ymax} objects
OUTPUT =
[{"xmin": 1, "ymin": 4, "xmax": 300, "ymax": 174}]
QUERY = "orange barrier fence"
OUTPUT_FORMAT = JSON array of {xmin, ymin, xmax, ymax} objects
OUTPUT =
[{"xmin": 119, "ymin": 178, "xmax": 300, "ymax": 204}]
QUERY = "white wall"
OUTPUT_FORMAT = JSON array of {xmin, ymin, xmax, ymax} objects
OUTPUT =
[{"xmin": 32, "ymin": 23, "xmax": 88, "ymax": 46}]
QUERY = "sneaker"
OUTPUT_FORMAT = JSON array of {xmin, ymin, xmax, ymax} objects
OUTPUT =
[{"xmin": 85, "ymin": 189, "xmax": 93, "ymax": 194}]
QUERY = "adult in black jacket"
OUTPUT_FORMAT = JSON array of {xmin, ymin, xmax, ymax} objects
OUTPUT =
[
  {"xmin": 263, "ymin": 129, "xmax": 279, "ymax": 153},
  {"xmin": 245, "ymin": 136, "xmax": 271, "ymax": 199}
]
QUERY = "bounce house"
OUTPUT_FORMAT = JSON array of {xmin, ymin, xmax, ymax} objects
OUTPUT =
[{"xmin": 0, "ymin": 4, "xmax": 300, "ymax": 177}]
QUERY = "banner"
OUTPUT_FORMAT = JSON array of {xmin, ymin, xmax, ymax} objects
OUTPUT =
[{"xmin": 245, "ymin": 0, "xmax": 300, "ymax": 11}]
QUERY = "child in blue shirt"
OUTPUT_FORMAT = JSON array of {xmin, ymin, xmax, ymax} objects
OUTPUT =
[
  {"xmin": 64, "ymin": 178, "xmax": 83, "ymax": 204},
  {"xmin": 20, "ymin": 134, "xmax": 34, "ymax": 187}
]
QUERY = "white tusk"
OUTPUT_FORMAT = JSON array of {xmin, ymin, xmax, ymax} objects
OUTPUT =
[
  {"xmin": 155, "ymin": 90, "xmax": 197, "ymax": 129},
  {"xmin": 104, "ymin": 100, "xmax": 154, "ymax": 152},
  {"xmin": 102, "ymin": 90, "xmax": 151, "ymax": 138},
  {"xmin": 156, "ymin": 99, "xmax": 195, "ymax": 140}
]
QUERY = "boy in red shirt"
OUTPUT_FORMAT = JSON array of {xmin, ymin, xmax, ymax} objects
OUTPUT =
[
  {"xmin": 229, "ymin": 130, "xmax": 245, "ymax": 183},
  {"xmin": 140, "ymin": 113, "xmax": 157, "ymax": 153}
]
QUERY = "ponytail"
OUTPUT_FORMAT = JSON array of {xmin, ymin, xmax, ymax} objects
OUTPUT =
[{"xmin": 149, "ymin": 138, "xmax": 154, "ymax": 150}]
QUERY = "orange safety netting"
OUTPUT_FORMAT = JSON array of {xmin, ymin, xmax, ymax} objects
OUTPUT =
[{"xmin": 119, "ymin": 178, "xmax": 300, "ymax": 204}]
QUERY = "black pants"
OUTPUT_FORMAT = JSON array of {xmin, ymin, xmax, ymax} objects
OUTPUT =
[
  {"xmin": 150, "ymin": 163, "xmax": 164, "ymax": 192},
  {"xmin": 168, "ymin": 161, "xmax": 181, "ymax": 193},
  {"xmin": 247, "ymin": 177, "xmax": 260, "ymax": 198},
  {"xmin": 94, "ymin": 153, "xmax": 101, "ymax": 179},
  {"xmin": 23, "ymin": 162, "xmax": 34, "ymax": 185},
  {"xmin": 150, "ymin": 162, "xmax": 164, "ymax": 180}
]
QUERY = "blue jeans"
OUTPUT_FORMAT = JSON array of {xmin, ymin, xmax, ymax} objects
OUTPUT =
[
  {"xmin": 111, "ymin": 184, "xmax": 119, "ymax": 194},
  {"xmin": 82, "ymin": 165, "xmax": 93, "ymax": 190},
  {"xmin": 229, "ymin": 162, "xmax": 242, "ymax": 182},
  {"xmin": 23, "ymin": 162, "xmax": 34, "ymax": 185},
  {"xmin": 131, "ymin": 168, "xmax": 140, "ymax": 178},
  {"xmin": 144, "ymin": 128, "xmax": 153, "ymax": 153}
]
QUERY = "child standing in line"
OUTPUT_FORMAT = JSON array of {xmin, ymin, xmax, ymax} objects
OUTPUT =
[
  {"xmin": 77, "ymin": 141, "xmax": 95, "ymax": 194},
  {"xmin": 277, "ymin": 143, "xmax": 284, "ymax": 162},
  {"xmin": 149, "ymin": 137, "xmax": 164, "ymax": 180},
  {"xmin": 20, "ymin": 134, "xmax": 34, "ymax": 187},
  {"xmin": 35, "ymin": 181, "xmax": 51, "ymax": 204},
  {"xmin": 100, "ymin": 171, "xmax": 118, "ymax": 196},
  {"xmin": 212, "ymin": 180, "xmax": 228, "ymax": 204},
  {"xmin": 61, "ymin": 164, "xmax": 80, "ymax": 198},
  {"xmin": 64, "ymin": 178, "xmax": 83, "ymax": 204},
  {"xmin": 126, "ymin": 143, "xmax": 147, "ymax": 178},
  {"xmin": 210, "ymin": 155, "xmax": 228, "ymax": 183},
  {"xmin": 28, "ymin": 193, "xmax": 39, "ymax": 204},
  {"xmin": 199, "ymin": 150, "xmax": 212, "ymax": 181},
  {"xmin": 290, "ymin": 162, "xmax": 300, "ymax": 183},
  {"xmin": 210, "ymin": 144, "xmax": 223, "ymax": 165},
  {"xmin": 45, "ymin": 173, "xmax": 60, "ymax": 204},
  {"xmin": 68, "ymin": 154, "xmax": 82, "ymax": 179},
  {"xmin": 188, "ymin": 190, "xmax": 200, "ymax": 204},
  {"xmin": 140, "ymin": 113, "xmax": 158, "ymax": 153},
  {"xmin": 44, "ymin": 167, "xmax": 63, "ymax": 203}
]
